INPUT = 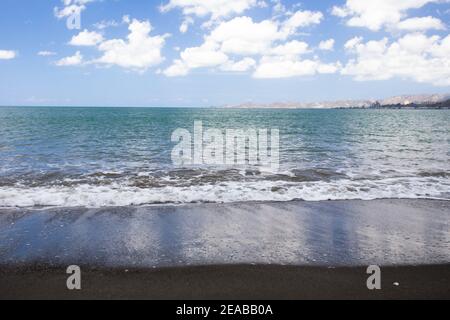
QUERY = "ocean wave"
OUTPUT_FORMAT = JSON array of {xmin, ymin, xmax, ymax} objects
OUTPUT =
[{"xmin": 0, "ymin": 177, "xmax": 448, "ymax": 208}]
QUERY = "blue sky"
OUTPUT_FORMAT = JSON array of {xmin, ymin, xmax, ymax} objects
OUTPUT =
[{"xmin": 0, "ymin": 0, "xmax": 449, "ymax": 107}]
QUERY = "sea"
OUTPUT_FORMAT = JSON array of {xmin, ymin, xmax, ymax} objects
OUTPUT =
[{"xmin": 0, "ymin": 107, "xmax": 449, "ymax": 207}]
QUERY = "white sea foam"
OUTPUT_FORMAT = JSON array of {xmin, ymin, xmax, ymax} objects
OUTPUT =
[{"xmin": 0, "ymin": 177, "xmax": 448, "ymax": 208}]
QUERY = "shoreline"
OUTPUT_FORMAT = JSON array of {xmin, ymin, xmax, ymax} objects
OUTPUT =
[
  {"xmin": 1, "ymin": 199, "xmax": 449, "ymax": 268},
  {"xmin": 0, "ymin": 196, "xmax": 449, "ymax": 209},
  {"xmin": 1, "ymin": 199, "xmax": 449, "ymax": 299}
]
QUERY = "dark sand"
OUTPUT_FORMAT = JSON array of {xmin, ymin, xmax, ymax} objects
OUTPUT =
[
  {"xmin": 0, "ymin": 199, "xmax": 449, "ymax": 299},
  {"xmin": 1, "ymin": 265, "xmax": 449, "ymax": 300}
]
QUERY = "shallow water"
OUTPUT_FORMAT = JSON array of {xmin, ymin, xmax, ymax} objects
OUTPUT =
[{"xmin": 0, "ymin": 107, "xmax": 449, "ymax": 207}]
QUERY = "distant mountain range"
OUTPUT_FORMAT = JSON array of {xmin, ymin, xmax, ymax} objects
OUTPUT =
[{"xmin": 226, "ymin": 94, "xmax": 450, "ymax": 109}]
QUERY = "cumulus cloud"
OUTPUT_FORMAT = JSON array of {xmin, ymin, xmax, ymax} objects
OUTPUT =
[
  {"xmin": 396, "ymin": 16, "xmax": 446, "ymax": 31},
  {"xmin": 0, "ymin": 50, "xmax": 16, "ymax": 60},
  {"xmin": 163, "ymin": 10, "xmax": 331, "ymax": 77},
  {"xmin": 53, "ymin": 17, "xmax": 167, "ymax": 72},
  {"xmin": 342, "ymin": 33, "xmax": 450, "ymax": 86},
  {"xmin": 55, "ymin": 51, "xmax": 83, "ymax": 66},
  {"xmin": 281, "ymin": 10, "xmax": 323, "ymax": 36},
  {"xmin": 270, "ymin": 40, "xmax": 310, "ymax": 56},
  {"xmin": 160, "ymin": 0, "xmax": 261, "ymax": 21},
  {"xmin": 344, "ymin": 36, "xmax": 363, "ymax": 50},
  {"xmin": 163, "ymin": 41, "xmax": 228, "ymax": 76},
  {"xmin": 179, "ymin": 42, "xmax": 229, "ymax": 68},
  {"xmin": 319, "ymin": 39, "xmax": 335, "ymax": 51},
  {"xmin": 160, "ymin": 0, "xmax": 270, "ymax": 34},
  {"xmin": 220, "ymin": 57, "xmax": 257, "ymax": 71},
  {"xmin": 69, "ymin": 29, "xmax": 104, "ymax": 46},
  {"xmin": 208, "ymin": 16, "xmax": 282, "ymax": 55},
  {"xmin": 95, "ymin": 19, "xmax": 169, "ymax": 71},
  {"xmin": 332, "ymin": 0, "xmax": 446, "ymax": 32},
  {"xmin": 253, "ymin": 56, "xmax": 340, "ymax": 79},
  {"xmin": 163, "ymin": 59, "xmax": 190, "ymax": 77}
]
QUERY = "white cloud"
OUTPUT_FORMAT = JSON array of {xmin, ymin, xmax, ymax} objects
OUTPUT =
[
  {"xmin": 38, "ymin": 51, "xmax": 57, "ymax": 56},
  {"xmin": 54, "ymin": 0, "xmax": 94, "ymax": 19},
  {"xmin": 319, "ymin": 39, "xmax": 335, "ymax": 51},
  {"xmin": 95, "ymin": 19, "xmax": 168, "ymax": 71},
  {"xmin": 331, "ymin": 0, "xmax": 445, "ymax": 31},
  {"xmin": 161, "ymin": 0, "xmax": 273, "ymax": 33},
  {"xmin": 253, "ymin": 55, "xmax": 340, "ymax": 78},
  {"xmin": 163, "ymin": 9, "xmax": 333, "ymax": 78},
  {"xmin": 342, "ymin": 33, "xmax": 450, "ymax": 86},
  {"xmin": 206, "ymin": 12, "xmax": 322, "ymax": 56},
  {"xmin": 180, "ymin": 42, "xmax": 229, "ymax": 68},
  {"xmin": 164, "ymin": 8, "xmax": 327, "ymax": 77},
  {"xmin": 160, "ymin": 0, "xmax": 261, "ymax": 20},
  {"xmin": 344, "ymin": 36, "xmax": 363, "ymax": 50},
  {"xmin": 208, "ymin": 16, "xmax": 282, "ymax": 55},
  {"xmin": 163, "ymin": 41, "xmax": 228, "ymax": 76},
  {"xmin": 270, "ymin": 40, "xmax": 310, "ymax": 56},
  {"xmin": 397, "ymin": 16, "xmax": 446, "ymax": 31},
  {"xmin": 331, "ymin": 5, "xmax": 350, "ymax": 18},
  {"xmin": 122, "ymin": 15, "xmax": 131, "ymax": 24},
  {"xmin": 69, "ymin": 30, "xmax": 104, "ymax": 46},
  {"xmin": 281, "ymin": 10, "xmax": 323, "ymax": 36},
  {"xmin": 317, "ymin": 63, "xmax": 341, "ymax": 74},
  {"xmin": 52, "ymin": 17, "xmax": 168, "ymax": 73},
  {"xmin": 220, "ymin": 57, "xmax": 257, "ymax": 71},
  {"xmin": 252, "ymin": 38, "xmax": 339, "ymax": 79},
  {"xmin": 55, "ymin": 51, "xmax": 83, "ymax": 66},
  {"xmin": 0, "ymin": 50, "xmax": 16, "ymax": 60},
  {"xmin": 163, "ymin": 59, "xmax": 190, "ymax": 77}
]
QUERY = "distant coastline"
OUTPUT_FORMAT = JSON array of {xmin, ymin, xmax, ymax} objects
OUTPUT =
[
  {"xmin": 225, "ymin": 93, "xmax": 450, "ymax": 110},
  {"xmin": 337, "ymin": 99, "xmax": 450, "ymax": 110}
]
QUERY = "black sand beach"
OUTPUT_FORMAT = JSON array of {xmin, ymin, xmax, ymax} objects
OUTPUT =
[
  {"xmin": 0, "ymin": 199, "xmax": 449, "ymax": 299},
  {"xmin": 1, "ymin": 264, "xmax": 449, "ymax": 300}
]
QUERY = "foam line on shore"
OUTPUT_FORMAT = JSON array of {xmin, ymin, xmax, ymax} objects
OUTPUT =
[{"xmin": 0, "ymin": 176, "xmax": 448, "ymax": 207}]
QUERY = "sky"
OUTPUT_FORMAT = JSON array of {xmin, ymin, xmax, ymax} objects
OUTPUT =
[{"xmin": 0, "ymin": 0, "xmax": 450, "ymax": 107}]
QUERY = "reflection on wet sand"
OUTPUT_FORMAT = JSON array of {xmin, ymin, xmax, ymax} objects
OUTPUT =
[{"xmin": 0, "ymin": 199, "xmax": 449, "ymax": 268}]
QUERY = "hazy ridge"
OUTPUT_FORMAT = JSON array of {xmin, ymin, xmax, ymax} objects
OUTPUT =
[{"xmin": 226, "ymin": 94, "xmax": 450, "ymax": 109}]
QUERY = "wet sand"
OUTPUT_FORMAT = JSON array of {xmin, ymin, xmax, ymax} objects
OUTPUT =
[{"xmin": 0, "ymin": 199, "xmax": 449, "ymax": 299}]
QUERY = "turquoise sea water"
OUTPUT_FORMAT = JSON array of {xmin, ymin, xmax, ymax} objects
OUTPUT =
[{"xmin": 0, "ymin": 107, "xmax": 449, "ymax": 207}]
